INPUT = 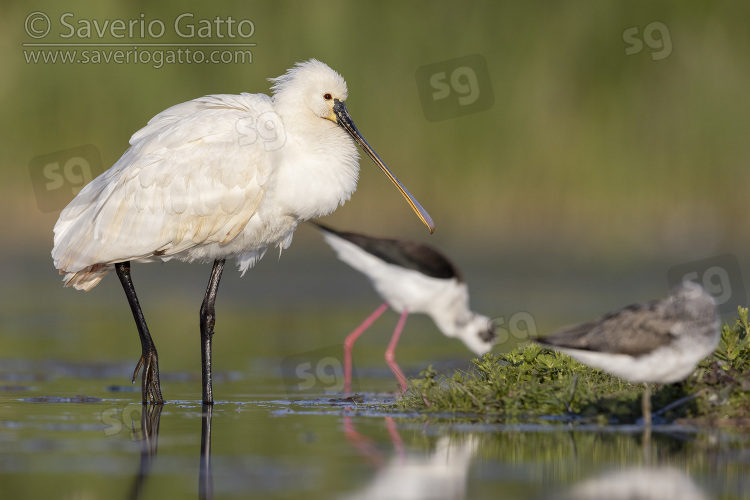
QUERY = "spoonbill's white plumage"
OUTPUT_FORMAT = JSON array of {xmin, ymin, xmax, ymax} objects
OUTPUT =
[
  {"xmin": 314, "ymin": 223, "xmax": 495, "ymax": 393},
  {"xmin": 52, "ymin": 59, "xmax": 434, "ymax": 404},
  {"xmin": 537, "ymin": 282, "xmax": 719, "ymax": 425}
]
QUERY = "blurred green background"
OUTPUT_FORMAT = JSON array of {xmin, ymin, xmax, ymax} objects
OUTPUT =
[
  {"xmin": 1, "ymin": 1, "xmax": 749, "ymax": 342},
  {"xmin": 4, "ymin": 0, "xmax": 748, "ymax": 253}
]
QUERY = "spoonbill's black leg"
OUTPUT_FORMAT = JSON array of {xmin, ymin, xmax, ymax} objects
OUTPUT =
[
  {"xmin": 200, "ymin": 259, "xmax": 225, "ymax": 405},
  {"xmin": 115, "ymin": 261, "xmax": 164, "ymax": 404}
]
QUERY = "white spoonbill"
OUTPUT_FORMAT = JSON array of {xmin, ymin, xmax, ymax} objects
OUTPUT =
[
  {"xmin": 52, "ymin": 59, "xmax": 434, "ymax": 405},
  {"xmin": 314, "ymin": 223, "xmax": 495, "ymax": 393},
  {"xmin": 537, "ymin": 282, "xmax": 719, "ymax": 425}
]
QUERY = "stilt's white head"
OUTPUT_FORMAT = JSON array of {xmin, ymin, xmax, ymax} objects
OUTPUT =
[{"xmin": 453, "ymin": 312, "xmax": 496, "ymax": 356}]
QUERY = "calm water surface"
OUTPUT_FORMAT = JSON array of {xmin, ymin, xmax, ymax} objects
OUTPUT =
[
  {"xmin": 2, "ymin": 378, "xmax": 748, "ymax": 499},
  {"xmin": 1, "ymin": 249, "xmax": 748, "ymax": 499}
]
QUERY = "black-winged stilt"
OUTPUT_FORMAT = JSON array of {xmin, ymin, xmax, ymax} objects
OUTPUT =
[
  {"xmin": 314, "ymin": 223, "xmax": 495, "ymax": 393},
  {"xmin": 537, "ymin": 282, "xmax": 719, "ymax": 425}
]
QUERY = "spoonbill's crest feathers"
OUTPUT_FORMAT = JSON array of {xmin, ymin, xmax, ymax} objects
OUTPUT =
[{"xmin": 269, "ymin": 59, "xmax": 349, "ymax": 117}]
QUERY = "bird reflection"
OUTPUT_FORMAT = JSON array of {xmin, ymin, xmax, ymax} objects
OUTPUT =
[
  {"xmin": 199, "ymin": 404, "xmax": 214, "ymax": 500},
  {"xmin": 127, "ymin": 403, "xmax": 214, "ymax": 500},
  {"xmin": 341, "ymin": 416, "xmax": 477, "ymax": 500},
  {"xmin": 343, "ymin": 415, "xmax": 405, "ymax": 468},
  {"xmin": 127, "ymin": 403, "xmax": 163, "ymax": 500},
  {"xmin": 548, "ymin": 466, "xmax": 711, "ymax": 500}
]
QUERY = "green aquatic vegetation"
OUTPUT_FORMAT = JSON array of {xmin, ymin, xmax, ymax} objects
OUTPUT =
[
  {"xmin": 681, "ymin": 307, "xmax": 750, "ymax": 423},
  {"xmin": 398, "ymin": 308, "xmax": 750, "ymax": 425}
]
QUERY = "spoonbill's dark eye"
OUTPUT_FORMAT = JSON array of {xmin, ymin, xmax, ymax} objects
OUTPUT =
[{"xmin": 323, "ymin": 93, "xmax": 332, "ymax": 100}]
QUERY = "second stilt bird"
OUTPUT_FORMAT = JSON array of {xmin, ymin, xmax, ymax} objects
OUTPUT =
[{"xmin": 537, "ymin": 282, "xmax": 719, "ymax": 425}]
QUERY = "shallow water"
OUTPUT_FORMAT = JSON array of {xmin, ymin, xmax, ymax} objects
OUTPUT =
[
  {"xmin": 2, "ymin": 381, "xmax": 749, "ymax": 499},
  {"xmin": 1, "ymin": 250, "xmax": 749, "ymax": 499}
]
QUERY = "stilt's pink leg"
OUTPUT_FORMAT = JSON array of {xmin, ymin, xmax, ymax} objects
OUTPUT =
[
  {"xmin": 385, "ymin": 309, "xmax": 409, "ymax": 393},
  {"xmin": 344, "ymin": 303, "xmax": 389, "ymax": 395}
]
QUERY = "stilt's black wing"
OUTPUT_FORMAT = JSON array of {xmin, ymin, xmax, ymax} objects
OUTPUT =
[{"xmin": 313, "ymin": 222, "xmax": 462, "ymax": 281}]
